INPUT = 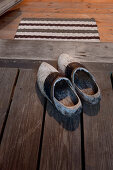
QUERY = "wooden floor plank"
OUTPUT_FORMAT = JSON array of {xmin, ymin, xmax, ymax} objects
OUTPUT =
[
  {"xmin": 0, "ymin": 68, "xmax": 18, "ymax": 138},
  {"xmin": 0, "ymin": 69, "xmax": 45, "ymax": 170},
  {"xmin": 40, "ymin": 101, "xmax": 81, "ymax": 170},
  {"xmin": 83, "ymin": 67, "xmax": 113, "ymax": 170}
]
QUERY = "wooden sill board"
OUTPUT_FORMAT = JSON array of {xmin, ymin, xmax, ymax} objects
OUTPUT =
[{"xmin": 0, "ymin": 39, "xmax": 113, "ymax": 64}]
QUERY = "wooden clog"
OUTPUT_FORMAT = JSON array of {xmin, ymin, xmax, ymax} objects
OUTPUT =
[
  {"xmin": 37, "ymin": 62, "xmax": 82, "ymax": 116},
  {"xmin": 58, "ymin": 54, "xmax": 101, "ymax": 104}
]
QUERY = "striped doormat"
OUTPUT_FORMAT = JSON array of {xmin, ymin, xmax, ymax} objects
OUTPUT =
[{"xmin": 15, "ymin": 18, "xmax": 100, "ymax": 42}]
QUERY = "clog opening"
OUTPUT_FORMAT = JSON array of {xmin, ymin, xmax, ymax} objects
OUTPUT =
[
  {"xmin": 74, "ymin": 69, "xmax": 98, "ymax": 95},
  {"xmin": 54, "ymin": 79, "xmax": 78, "ymax": 107}
]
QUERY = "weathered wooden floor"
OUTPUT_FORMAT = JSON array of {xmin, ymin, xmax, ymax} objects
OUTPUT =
[{"xmin": 0, "ymin": 61, "xmax": 113, "ymax": 170}]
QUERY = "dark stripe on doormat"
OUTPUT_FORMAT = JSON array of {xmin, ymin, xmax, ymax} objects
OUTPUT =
[
  {"xmin": 16, "ymin": 29, "xmax": 98, "ymax": 33},
  {"xmin": 19, "ymin": 23, "xmax": 97, "ymax": 27},
  {"xmin": 22, "ymin": 18, "xmax": 96, "ymax": 22},
  {"xmin": 15, "ymin": 35, "xmax": 100, "ymax": 39}
]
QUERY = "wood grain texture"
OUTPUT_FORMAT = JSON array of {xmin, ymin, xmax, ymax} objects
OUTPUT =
[
  {"xmin": 0, "ymin": 68, "xmax": 18, "ymax": 136},
  {"xmin": 1, "ymin": 0, "xmax": 113, "ymax": 41},
  {"xmin": 83, "ymin": 70, "xmax": 113, "ymax": 170},
  {"xmin": 40, "ymin": 102, "xmax": 81, "ymax": 170},
  {"xmin": 0, "ymin": 69, "xmax": 45, "ymax": 170},
  {"xmin": 0, "ymin": 39, "xmax": 113, "ymax": 63}
]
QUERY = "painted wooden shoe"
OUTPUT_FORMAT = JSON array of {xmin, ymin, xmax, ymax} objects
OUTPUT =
[
  {"xmin": 58, "ymin": 54, "xmax": 101, "ymax": 105},
  {"xmin": 37, "ymin": 62, "xmax": 82, "ymax": 116}
]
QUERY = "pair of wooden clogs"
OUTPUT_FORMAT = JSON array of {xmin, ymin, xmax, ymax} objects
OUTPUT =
[{"xmin": 37, "ymin": 54, "xmax": 101, "ymax": 117}]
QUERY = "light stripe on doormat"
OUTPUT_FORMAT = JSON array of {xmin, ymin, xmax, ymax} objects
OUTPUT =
[{"xmin": 15, "ymin": 18, "xmax": 100, "ymax": 42}]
